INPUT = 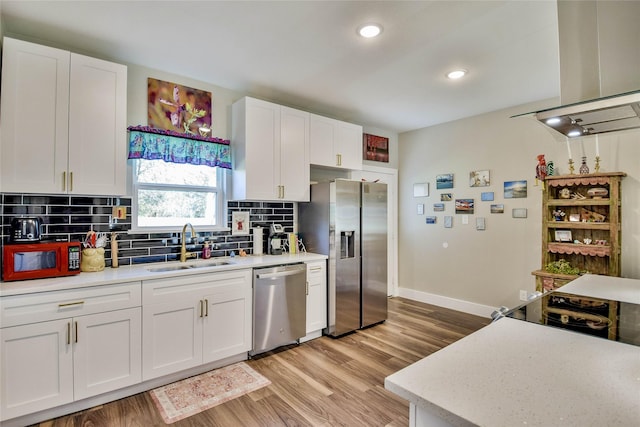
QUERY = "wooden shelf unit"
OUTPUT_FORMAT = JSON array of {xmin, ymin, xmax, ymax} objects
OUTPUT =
[{"xmin": 534, "ymin": 172, "xmax": 625, "ymax": 291}]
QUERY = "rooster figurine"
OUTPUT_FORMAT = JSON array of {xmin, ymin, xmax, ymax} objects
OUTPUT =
[{"xmin": 535, "ymin": 154, "xmax": 547, "ymax": 187}]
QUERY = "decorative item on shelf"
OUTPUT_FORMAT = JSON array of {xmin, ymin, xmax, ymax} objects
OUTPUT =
[
  {"xmin": 587, "ymin": 187, "xmax": 608, "ymax": 199},
  {"xmin": 570, "ymin": 191, "xmax": 587, "ymax": 199},
  {"xmin": 579, "ymin": 156, "xmax": 590, "ymax": 174},
  {"xmin": 559, "ymin": 188, "xmax": 571, "ymax": 199},
  {"xmin": 535, "ymin": 154, "xmax": 547, "ymax": 186},
  {"xmin": 594, "ymin": 155, "xmax": 601, "ymax": 172},
  {"xmin": 552, "ymin": 209, "xmax": 566, "ymax": 221},
  {"xmin": 544, "ymin": 259, "xmax": 588, "ymax": 276},
  {"xmin": 81, "ymin": 231, "xmax": 107, "ymax": 272},
  {"xmin": 583, "ymin": 238, "xmax": 592, "ymax": 245},
  {"xmin": 580, "ymin": 208, "xmax": 606, "ymax": 222},
  {"xmin": 546, "ymin": 160, "xmax": 554, "ymax": 177},
  {"xmin": 568, "ymin": 158, "xmax": 575, "ymax": 175}
]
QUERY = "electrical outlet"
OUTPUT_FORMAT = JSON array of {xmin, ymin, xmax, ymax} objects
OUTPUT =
[{"xmin": 519, "ymin": 290, "xmax": 528, "ymax": 301}]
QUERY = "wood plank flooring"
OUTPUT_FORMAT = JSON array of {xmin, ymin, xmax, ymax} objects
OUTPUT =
[{"xmin": 32, "ymin": 298, "xmax": 489, "ymax": 427}]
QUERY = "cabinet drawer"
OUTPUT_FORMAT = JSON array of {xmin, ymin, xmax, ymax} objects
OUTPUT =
[
  {"xmin": 0, "ymin": 282, "xmax": 141, "ymax": 328},
  {"xmin": 143, "ymin": 269, "xmax": 252, "ymax": 305},
  {"xmin": 306, "ymin": 261, "xmax": 326, "ymax": 277}
]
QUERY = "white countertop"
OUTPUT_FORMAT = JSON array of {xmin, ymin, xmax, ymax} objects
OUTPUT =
[
  {"xmin": 559, "ymin": 274, "xmax": 640, "ymax": 304},
  {"xmin": 0, "ymin": 253, "xmax": 327, "ymax": 297},
  {"xmin": 385, "ymin": 275, "xmax": 640, "ymax": 427},
  {"xmin": 385, "ymin": 317, "xmax": 640, "ymax": 427}
]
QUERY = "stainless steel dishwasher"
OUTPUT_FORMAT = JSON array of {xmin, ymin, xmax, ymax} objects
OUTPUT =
[{"xmin": 250, "ymin": 263, "xmax": 307, "ymax": 356}]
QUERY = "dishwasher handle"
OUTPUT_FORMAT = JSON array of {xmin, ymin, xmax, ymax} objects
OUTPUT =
[{"xmin": 256, "ymin": 269, "xmax": 304, "ymax": 280}]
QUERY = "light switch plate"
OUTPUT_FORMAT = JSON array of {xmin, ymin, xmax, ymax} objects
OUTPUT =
[{"xmin": 462, "ymin": 215, "xmax": 469, "ymax": 225}]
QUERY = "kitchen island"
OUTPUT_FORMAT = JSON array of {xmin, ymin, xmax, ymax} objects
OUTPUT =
[{"xmin": 385, "ymin": 275, "xmax": 640, "ymax": 427}]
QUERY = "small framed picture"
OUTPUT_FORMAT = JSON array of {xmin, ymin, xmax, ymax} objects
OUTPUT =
[
  {"xmin": 436, "ymin": 174, "xmax": 454, "ymax": 189},
  {"xmin": 504, "ymin": 180, "xmax": 528, "ymax": 198},
  {"xmin": 231, "ymin": 211, "xmax": 250, "ymax": 235},
  {"xmin": 426, "ymin": 216, "xmax": 437, "ymax": 224},
  {"xmin": 440, "ymin": 193, "xmax": 452, "ymax": 202},
  {"xmin": 569, "ymin": 213, "xmax": 580, "ymax": 222},
  {"xmin": 413, "ymin": 182, "xmax": 429, "ymax": 197},
  {"xmin": 476, "ymin": 217, "xmax": 486, "ymax": 231},
  {"xmin": 555, "ymin": 230, "xmax": 572, "ymax": 242},
  {"xmin": 433, "ymin": 203, "xmax": 445, "ymax": 212},
  {"xmin": 455, "ymin": 198, "xmax": 474, "ymax": 214},
  {"xmin": 490, "ymin": 204, "xmax": 504, "ymax": 214},
  {"xmin": 470, "ymin": 170, "xmax": 490, "ymax": 187},
  {"xmin": 512, "ymin": 208, "xmax": 528, "ymax": 218},
  {"xmin": 481, "ymin": 192, "xmax": 494, "ymax": 201},
  {"xmin": 444, "ymin": 216, "xmax": 453, "ymax": 228}
]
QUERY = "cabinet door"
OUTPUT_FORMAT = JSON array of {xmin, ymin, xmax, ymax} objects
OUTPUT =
[
  {"xmin": 0, "ymin": 319, "xmax": 73, "ymax": 421},
  {"xmin": 202, "ymin": 276, "xmax": 252, "ymax": 363},
  {"xmin": 336, "ymin": 121, "xmax": 363, "ymax": 170},
  {"xmin": 0, "ymin": 37, "xmax": 70, "ymax": 194},
  {"xmin": 309, "ymin": 113, "xmax": 338, "ymax": 167},
  {"xmin": 68, "ymin": 53, "xmax": 127, "ymax": 195},
  {"xmin": 280, "ymin": 107, "xmax": 310, "ymax": 201},
  {"xmin": 306, "ymin": 261, "xmax": 327, "ymax": 334},
  {"xmin": 73, "ymin": 307, "xmax": 141, "ymax": 400},
  {"xmin": 142, "ymin": 299, "xmax": 203, "ymax": 381},
  {"xmin": 241, "ymin": 97, "xmax": 281, "ymax": 200}
]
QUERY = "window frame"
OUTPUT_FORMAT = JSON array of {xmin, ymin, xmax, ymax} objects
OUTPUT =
[{"xmin": 130, "ymin": 159, "xmax": 230, "ymax": 233}]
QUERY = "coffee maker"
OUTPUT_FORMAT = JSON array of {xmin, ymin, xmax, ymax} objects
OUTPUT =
[{"xmin": 268, "ymin": 224, "xmax": 287, "ymax": 255}]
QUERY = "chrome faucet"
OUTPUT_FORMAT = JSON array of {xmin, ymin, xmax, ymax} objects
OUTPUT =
[{"xmin": 180, "ymin": 223, "xmax": 197, "ymax": 262}]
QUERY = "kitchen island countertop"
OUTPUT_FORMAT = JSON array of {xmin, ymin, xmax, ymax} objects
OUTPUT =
[
  {"xmin": 385, "ymin": 275, "xmax": 640, "ymax": 427},
  {"xmin": 0, "ymin": 253, "xmax": 327, "ymax": 297}
]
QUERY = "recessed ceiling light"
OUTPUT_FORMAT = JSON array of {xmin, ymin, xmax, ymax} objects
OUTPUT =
[
  {"xmin": 358, "ymin": 24, "xmax": 383, "ymax": 38},
  {"xmin": 446, "ymin": 69, "xmax": 467, "ymax": 80}
]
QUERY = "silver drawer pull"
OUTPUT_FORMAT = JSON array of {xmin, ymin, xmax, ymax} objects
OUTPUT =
[
  {"xmin": 59, "ymin": 300, "xmax": 85, "ymax": 308},
  {"xmin": 309, "ymin": 266, "xmax": 322, "ymax": 272}
]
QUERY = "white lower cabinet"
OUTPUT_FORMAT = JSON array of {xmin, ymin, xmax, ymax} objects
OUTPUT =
[
  {"xmin": 302, "ymin": 261, "xmax": 327, "ymax": 341},
  {"xmin": 0, "ymin": 282, "xmax": 142, "ymax": 421},
  {"xmin": 142, "ymin": 269, "xmax": 252, "ymax": 381}
]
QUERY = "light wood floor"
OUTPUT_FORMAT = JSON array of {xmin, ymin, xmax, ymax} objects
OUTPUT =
[{"xmin": 32, "ymin": 297, "xmax": 489, "ymax": 427}]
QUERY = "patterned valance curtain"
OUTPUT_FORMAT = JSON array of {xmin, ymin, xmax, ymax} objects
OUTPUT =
[{"xmin": 127, "ymin": 125, "xmax": 232, "ymax": 169}]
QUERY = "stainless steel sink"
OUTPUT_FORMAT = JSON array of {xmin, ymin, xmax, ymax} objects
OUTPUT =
[{"xmin": 147, "ymin": 261, "xmax": 231, "ymax": 273}]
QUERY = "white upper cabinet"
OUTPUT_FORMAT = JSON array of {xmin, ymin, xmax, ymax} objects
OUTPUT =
[
  {"xmin": 231, "ymin": 97, "xmax": 310, "ymax": 201},
  {"xmin": 309, "ymin": 113, "xmax": 362, "ymax": 170},
  {"xmin": 0, "ymin": 37, "xmax": 127, "ymax": 195}
]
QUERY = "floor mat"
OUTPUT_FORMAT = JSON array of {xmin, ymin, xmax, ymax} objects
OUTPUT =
[{"xmin": 149, "ymin": 362, "xmax": 271, "ymax": 424}]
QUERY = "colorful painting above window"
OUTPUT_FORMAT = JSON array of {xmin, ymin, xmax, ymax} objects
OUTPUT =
[{"xmin": 148, "ymin": 78, "xmax": 212, "ymax": 135}]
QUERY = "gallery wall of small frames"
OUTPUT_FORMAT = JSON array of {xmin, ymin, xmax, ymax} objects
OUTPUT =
[{"xmin": 413, "ymin": 169, "xmax": 530, "ymax": 231}]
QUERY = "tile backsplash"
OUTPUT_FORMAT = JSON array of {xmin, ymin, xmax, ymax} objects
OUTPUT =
[{"xmin": 1, "ymin": 193, "xmax": 295, "ymax": 268}]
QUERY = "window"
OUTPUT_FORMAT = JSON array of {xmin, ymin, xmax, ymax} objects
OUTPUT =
[{"xmin": 133, "ymin": 159, "xmax": 227, "ymax": 231}]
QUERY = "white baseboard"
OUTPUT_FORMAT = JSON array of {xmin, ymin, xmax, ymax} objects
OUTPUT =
[{"xmin": 397, "ymin": 287, "xmax": 495, "ymax": 318}]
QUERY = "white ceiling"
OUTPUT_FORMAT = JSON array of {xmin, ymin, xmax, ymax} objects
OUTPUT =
[{"xmin": 0, "ymin": 0, "xmax": 560, "ymax": 133}]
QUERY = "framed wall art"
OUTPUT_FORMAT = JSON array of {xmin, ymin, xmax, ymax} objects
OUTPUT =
[
  {"xmin": 504, "ymin": 180, "xmax": 528, "ymax": 198},
  {"xmin": 469, "ymin": 170, "xmax": 490, "ymax": 187},
  {"xmin": 231, "ymin": 211, "xmax": 250, "ymax": 235},
  {"xmin": 436, "ymin": 174, "xmax": 454, "ymax": 189},
  {"xmin": 455, "ymin": 199, "xmax": 474, "ymax": 214},
  {"xmin": 490, "ymin": 204, "xmax": 504, "ymax": 214},
  {"xmin": 148, "ymin": 78, "xmax": 212, "ymax": 135},
  {"xmin": 512, "ymin": 208, "xmax": 528, "ymax": 218},
  {"xmin": 413, "ymin": 182, "xmax": 429, "ymax": 197},
  {"xmin": 426, "ymin": 216, "xmax": 437, "ymax": 224},
  {"xmin": 440, "ymin": 193, "xmax": 452, "ymax": 202},
  {"xmin": 481, "ymin": 192, "xmax": 494, "ymax": 201},
  {"xmin": 363, "ymin": 133, "xmax": 389, "ymax": 163}
]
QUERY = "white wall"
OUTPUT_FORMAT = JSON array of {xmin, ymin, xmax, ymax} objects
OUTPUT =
[{"xmin": 398, "ymin": 100, "xmax": 640, "ymax": 311}]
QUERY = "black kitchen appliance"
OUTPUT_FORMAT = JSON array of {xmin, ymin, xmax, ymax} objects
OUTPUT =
[{"xmin": 268, "ymin": 224, "xmax": 287, "ymax": 255}]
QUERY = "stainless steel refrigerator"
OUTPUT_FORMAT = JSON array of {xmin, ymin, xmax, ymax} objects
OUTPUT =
[{"xmin": 299, "ymin": 179, "xmax": 387, "ymax": 337}]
